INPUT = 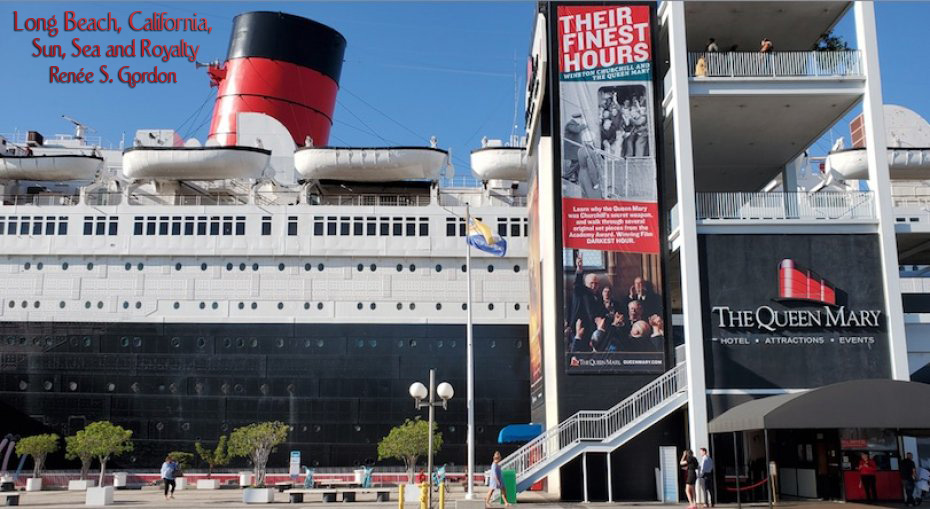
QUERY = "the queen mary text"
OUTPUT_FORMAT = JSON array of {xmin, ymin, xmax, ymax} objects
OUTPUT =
[{"xmin": 559, "ymin": 7, "xmax": 650, "ymax": 72}]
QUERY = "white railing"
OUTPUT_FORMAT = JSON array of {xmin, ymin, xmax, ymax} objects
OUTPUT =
[
  {"xmin": 696, "ymin": 191, "xmax": 875, "ymax": 221},
  {"xmin": 309, "ymin": 194, "xmax": 432, "ymax": 207},
  {"xmin": 500, "ymin": 363, "xmax": 685, "ymax": 481},
  {"xmin": 688, "ymin": 50, "xmax": 862, "ymax": 78}
]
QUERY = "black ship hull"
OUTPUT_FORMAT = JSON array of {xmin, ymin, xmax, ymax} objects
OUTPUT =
[{"xmin": 0, "ymin": 321, "xmax": 529, "ymax": 469}]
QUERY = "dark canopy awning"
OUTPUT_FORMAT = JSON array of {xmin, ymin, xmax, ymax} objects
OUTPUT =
[{"xmin": 709, "ymin": 379, "xmax": 930, "ymax": 433}]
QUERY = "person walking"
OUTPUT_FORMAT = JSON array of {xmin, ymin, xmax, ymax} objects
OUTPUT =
[
  {"xmin": 902, "ymin": 452, "xmax": 918, "ymax": 506},
  {"xmin": 858, "ymin": 452, "xmax": 878, "ymax": 503},
  {"xmin": 160, "ymin": 456, "xmax": 178, "ymax": 500},
  {"xmin": 681, "ymin": 449, "xmax": 699, "ymax": 509},
  {"xmin": 697, "ymin": 447, "xmax": 714, "ymax": 508},
  {"xmin": 485, "ymin": 451, "xmax": 511, "ymax": 508}
]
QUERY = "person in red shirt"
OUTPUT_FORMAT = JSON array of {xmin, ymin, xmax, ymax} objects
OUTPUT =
[{"xmin": 858, "ymin": 452, "xmax": 878, "ymax": 503}]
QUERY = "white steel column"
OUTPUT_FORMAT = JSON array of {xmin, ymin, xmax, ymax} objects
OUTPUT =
[
  {"xmin": 667, "ymin": 2, "xmax": 710, "ymax": 450},
  {"xmin": 854, "ymin": 1, "xmax": 911, "ymax": 380},
  {"xmin": 606, "ymin": 452, "xmax": 613, "ymax": 502},
  {"xmin": 582, "ymin": 452, "xmax": 589, "ymax": 503}
]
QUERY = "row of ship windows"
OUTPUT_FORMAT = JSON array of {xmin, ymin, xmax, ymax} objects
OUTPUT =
[
  {"xmin": 0, "ymin": 216, "xmax": 529, "ymax": 238},
  {"xmin": 3, "ymin": 335, "xmax": 522, "ymax": 351},
  {"xmin": 16, "ymin": 261, "xmax": 522, "ymax": 273},
  {"xmin": 6, "ymin": 300, "xmax": 523, "ymax": 312}
]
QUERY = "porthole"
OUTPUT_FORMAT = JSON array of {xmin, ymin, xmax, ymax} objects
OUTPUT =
[
  {"xmin": 277, "ymin": 302, "xmax": 284, "ymax": 310},
  {"xmin": 461, "ymin": 264, "xmax": 467, "ymax": 273},
  {"xmin": 175, "ymin": 263, "xmax": 182, "ymax": 271},
  {"xmin": 85, "ymin": 301, "xmax": 91, "ymax": 309},
  {"xmin": 236, "ymin": 338, "xmax": 244, "ymax": 348},
  {"xmin": 156, "ymin": 422, "xmax": 164, "ymax": 431},
  {"xmin": 409, "ymin": 264, "xmax": 416, "ymax": 272},
  {"xmin": 211, "ymin": 302, "xmax": 218, "ymax": 310},
  {"xmin": 137, "ymin": 263, "xmax": 144, "ymax": 271},
  {"xmin": 21, "ymin": 300, "xmax": 27, "ymax": 308},
  {"xmin": 370, "ymin": 302, "xmax": 376, "ymax": 310},
  {"xmin": 409, "ymin": 303, "xmax": 415, "ymax": 310},
  {"xmin": 397, "ymin": 340, "xmax": 404, "ymax": 348},
  {"xmin": 197, "ymin": 337, "xmax": 206, "ymax": 348},
  {"xmin": 488, "ymin": 303, "xmax": 495, "ymax": 311},
  {"xmin": 370, "ymin": 264, "xmax": 377, "ymax": 272},
  {"xmin": 250, "ymin": 338, "xmax": 258, "ymax": 348},
  {"xmin": 181, "ymin": 422, "xmax": 190, "ymax": 431},
  {"xmin": 515, "ymin": 340, "xmax": 523, "ymax": 349},
  {"xmin": 238, "ymin": 302, "xmax": 245, "ymax": 310},
  {"xmin": 59, "ymin": 301, "xmax": 66, "ymax": 309},
  {"xmin": 226, "ymin": 263, "xmax": 233, "ymax": 271},
  {"xmin": 18, "ymin": 380, "xmax": 28, "ymax": 391},
  {"xmin": 33, "ymin": 301, "xmax": 39, "ymax": 309},
  {"xmin": 24, "ymin": 262, "xmax": 31, "ymax": 270},
  {"xmin": 313, "ymin": 424, "xmax": 321, "ymax": 433},
  {"xmin": 36, "ymin": 262, "xmax": 43, "ymax": 270},
  {"xmin": 84, "ymin": 337, "xmax": 91, "ymax": 347},
  {"xmin": 318, "ymin": 263, "xmax": 324, "ymax": 271},
  {"xmin": 513, "ymin": 265, "xmax": 521, "ymax": 273},
  {"xmin": 122, "ymin": 301, "xmax": 129, "ymax": 309},
  {"xmin": 96, "ymin": 301, "xmax": 103, "ymax": 309},
  {"xmin": 278, "ymin": 263, "xmax": 285, "ymax": 271},
  {"xmin": 107, "ymin": 383, "xmax": 116, "ymax": 392},
  {"xmin": 120, "ymin": 337, "xmax": 130, "ymax": 347},
  {"xmin": 87, "ymin": 262, "xmax": 94, "ymax": 270},
  {"xmin": 368, "ymin": 339, "xmax": 377, "ymax": 348},
  {"xmin": 200, "ymin": 263, "xmax": 207, "ymax": 271},
  {"xmin": 354, "ymin": 425, "xmax": 361, "ymax": 432},
  {"xmin": 288, "ymin": 384, "xmax": 296, "ymax": 394},
  {"xmin": 357, "ymin": 302, "xmax": 363, "ymax": 310},
  {"xmin": 304, "ymin": 263, "xmax": 311, "ymax": 272},
  {"xmin": 171, "ymin": 337, "xmax": 180, "ymax": 348},
  {"xmin": 357, "ymin": 264, "xmax": 364, "ymax": 272},
  {"xmin": 62, "ymin": 262, "xmax": 69, "ymax": 270},
  {"xmin": 437, "ymin": 340, "xmax": 443, "ymax": 349},
  {"xmin": 488, "ymin": 265, "xmax": 494, "ymax": 273},
  {"xmin": 251, "ymin": 302, "xmax": 258, "ymax": 310},
  {"xmin": 356, "ymin": 339, "xmax": 364, "ymax": 348},
  {"xmin": 234, "ymin": 384, "xmax": 244, "ymax": 394},
  {"xmin": 133, "ymin": 337, "xmax": 141, "ymax": 347},
  {"xmin": 490, "ymin": 340, "xmax": 497, "ymax": 349},
  {"xmin": 436, "ymin": 303, "xmax": 442, "ymax": 310},
  {"xmin": 173, "ymin": 302, "xmax": 179, "ymax": 309},
  {"xmin": 223, "ymin": 338, "xmax": 231, "ymax": 348},
  {"xmin": 7, "ymin": 301, "xmax": 13, "ymax": 309},
  {"xmin": 396, "ymin": 302, "xmax": 403, "ymax": 310},
  {"xmin": 514, "ymin": 303, "xmax": 521, "ymax": 311},
  {"xmin": 68, "ymin": 381, "xmax": 78, "ymax": 391},
  {"xmin": 125, "ymin": 262, "xmax": 132, "ymax": 271},
  {"xmin": 239, "ymin": 263, "xmax": 246, "ymax": 271},
  {"xmin": 316, "ymin": 302, "xmax": 324, "ymax": 310},
  {"xmin": 135, "ymin": 301, "xmax": 141, "ymax": 309},
  {"xmin": 43, "ymin": 381, "xmax": 53, "ymax": 391},
  {"xmin": 396, "ymin": 264, "xmax": 403, "ymax": 272},
  {"xmin": 450, "ymin": 340, "xmax": 457, "ymax": 348},
  {"xmin": 462, "ymin": 303, "xmax": 467, "ymax": 310},
  {"xmin": 409, "ymin": 339, "xmax": 417, "ymax": 347},
  {"xmin": 316, "ymin": 339, "xmax": 324, "ymax": 348},
  {"xmin": 435, "ymin": 264, "xmax": 442, "ymax": 272},
  {"xmin": 252, "ymin": 263, "xmax": 259, "ymax": 271},
  {"xmin": 199, "ymin": 302, "xmax": 206, "ymax": 310},
  {"xmin": 304, "ymin": 302, "xmax": 310, "ymax": 310},
  {"xmin": 276, "ymin": 338, "xmax": 284, "ymax": 348}
]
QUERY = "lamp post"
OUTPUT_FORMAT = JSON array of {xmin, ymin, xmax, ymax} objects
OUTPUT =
[{"xmin": 410, "ymin": 369, "xmax": 454, "ymax": 509}]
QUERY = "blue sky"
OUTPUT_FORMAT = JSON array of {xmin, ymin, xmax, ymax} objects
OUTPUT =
[{"xmin": 1, "ymin": 2, "xmax": 928, "ymax": 176}]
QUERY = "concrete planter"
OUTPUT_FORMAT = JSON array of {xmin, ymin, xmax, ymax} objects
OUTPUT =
[
  {"xmin": 174, "ymin": 478, "xmax": 187, "ymax": 490},
  {"xmin": 25, "ymin": 478, "xmax": 42, "ymax": 492},
  {"xmin": 112, "ymin": 473, "xmax": 128, "ymax": 488},
  {"xmin": 197, "ymin": 479, "xmax": 220, "ymax": 490},
  {"xmin": 242, "ymin": 487, "xmax": 275, "ymax": 504},
  {"xmin": 238, "ymin": 472, "xmax": 253, "ymax": 488},
  {"xmin": 69, "ymin": 480, "xmax": 97, "ymax": 491},
  {"xmin": 85, "ymin": 486, "xmax": 114, "ymax": 506}
]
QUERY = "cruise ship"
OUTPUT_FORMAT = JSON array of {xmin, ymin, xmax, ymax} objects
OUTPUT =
[{"xmin": 0, "ymin": 11, "xmax": 531, "ymax": 469}]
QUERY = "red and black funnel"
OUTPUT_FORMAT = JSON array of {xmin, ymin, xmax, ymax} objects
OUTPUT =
[{"xmin": 208, "ymin": 11, "xmax": 346, "ymax": 146}]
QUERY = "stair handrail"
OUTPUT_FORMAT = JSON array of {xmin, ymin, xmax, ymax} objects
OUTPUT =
[{"xmin": 500, "ymin": 362, "xmax": 686, "ymax": 479}]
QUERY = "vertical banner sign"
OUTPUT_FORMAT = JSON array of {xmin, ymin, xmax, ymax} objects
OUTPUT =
[
  {"xmin": 557, "ymin": 4, "xmax": 665, "ymax": 374},
  {"xmin": 289, "ymin": 451, "xmax": 301, "ymax": 479},
  {"xmin": 528, "ymin": 174, "xmax": 545, "ymax": 412}
]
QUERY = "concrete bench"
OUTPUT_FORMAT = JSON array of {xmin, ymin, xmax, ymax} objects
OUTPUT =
[
  {"xmin": 274, "ymin": 482, "xmax": 293, "ymax": 493},
  {"xmin": 0, "ymin": 492, "xmax": 21, "ymax": 507},
  {"xmin": 286, "ymin": 488, "xmax": 391, "ymax": 503}
]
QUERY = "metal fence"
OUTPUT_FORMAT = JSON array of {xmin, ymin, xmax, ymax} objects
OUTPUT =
[
  {"xmin": 696, "ymin": 191, "xmax": 875, "ymax": 221},
  {"xmin": 689, "ymin": 50, "xmax": 862, "ymax": 78}
]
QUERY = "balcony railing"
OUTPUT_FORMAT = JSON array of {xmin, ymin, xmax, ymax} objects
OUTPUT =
[
  {"xmin": 688, "ymin": 50, "xmax": 862, "ymax": 78},
  {"xmin": 696, "ymin": 191, "xmax": 875, "ymax": 221}
]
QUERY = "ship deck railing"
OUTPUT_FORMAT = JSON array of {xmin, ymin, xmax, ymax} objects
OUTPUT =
[{"xmin": 688, "ymin": 50, "xmax": 863, "ymax": 79}]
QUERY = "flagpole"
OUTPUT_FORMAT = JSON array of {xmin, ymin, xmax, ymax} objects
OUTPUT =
[{"xmin": 465, "ymin": 203, "xmax": 476, "ymax": 500}]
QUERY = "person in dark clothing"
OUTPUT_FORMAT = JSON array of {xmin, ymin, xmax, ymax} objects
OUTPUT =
[
  {"xmin": 570, "ymin": 254, "xmax": 606, "ymax": 346},
  {"xmin": 902, "ymin": 452, "xmax": 918, "ymax": 506},
  {"xmin": 627, "ymin": 276, "xmax": 660, "ymax": 318},
  {"xmin": 563, "ymin": 113, "xmax": 584, "ymax": 182},
  {"xmin": 681, "ymin": 449, "xmax": 699, "ymax": 509},
  {"xmin": 859, "ymin": 452, "xmax": 878, "ymax": 503}
]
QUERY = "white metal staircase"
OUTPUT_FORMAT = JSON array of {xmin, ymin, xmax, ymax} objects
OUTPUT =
[{"xmin": 501, "ymin": 363, "xmax": 688, "ymax": 492}]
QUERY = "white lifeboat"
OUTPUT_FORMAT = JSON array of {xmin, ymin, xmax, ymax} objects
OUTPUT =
[
  {"xmin": 827, "ymin": 147, "xmax": 930, "ymax": 180},
  {"xmin": 0, "ymin": 154, "xmax": 102, "ymax": 181},
  {"xmin": 122, "ymin": 146, "xmax": 271, "ymax": 180},
  {"xmin": 294, "ymin": 146, "xmax": 448, "ymax": 181},
  {"xmin": 470, "ymin": 146, "xmax": 527, "ymax": 182}
]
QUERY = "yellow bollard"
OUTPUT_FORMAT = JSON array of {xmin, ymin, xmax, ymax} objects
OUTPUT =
[
  {"xmin": 419, "ymin": 482, "xmax": 428, "ymax": 509},
  {"xmin": 438, "ymin": 482, "xmax": 446, "ymax": 509},
  {"xmin": 398, "ymin": 483, "xmax": 405, "ymax": 509}
]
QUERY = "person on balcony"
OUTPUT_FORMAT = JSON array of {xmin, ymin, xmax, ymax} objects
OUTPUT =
[
  {"xmin": 760, "ymin": 38, "xmax": 774, "ymax": 53},
  {"xmin": 705, "ymin": 38, "xmax": 719, "ymax": 52}
]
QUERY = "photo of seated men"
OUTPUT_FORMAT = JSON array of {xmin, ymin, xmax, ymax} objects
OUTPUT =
[{"xmin": 564, "ymin": 250, "xmax": 664, "ymax": 354}]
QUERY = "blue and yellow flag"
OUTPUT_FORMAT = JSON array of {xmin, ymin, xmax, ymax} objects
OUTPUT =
[{"xmin": 466, "ymin": 219, "xmax": 508, "ymax": 257}]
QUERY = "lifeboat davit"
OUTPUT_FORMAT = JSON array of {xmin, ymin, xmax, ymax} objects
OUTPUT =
[
  {"xmin": 0, "ymin": 154, "xmax": 102, "ymax": 181},
  {"xmin": 470, "ymin": 146, "xmax": 527, "ymax": 181},
  {"xmin": 122, "ymin": 146, "xmax": 271, "ymax": 180},
  {"xmin": 294, "ymin": 146, "xmax": 448, "ymax": 181},
  {"xmin": 827, "ymin": 147, "xmax": 930, "ymax": 180}
]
